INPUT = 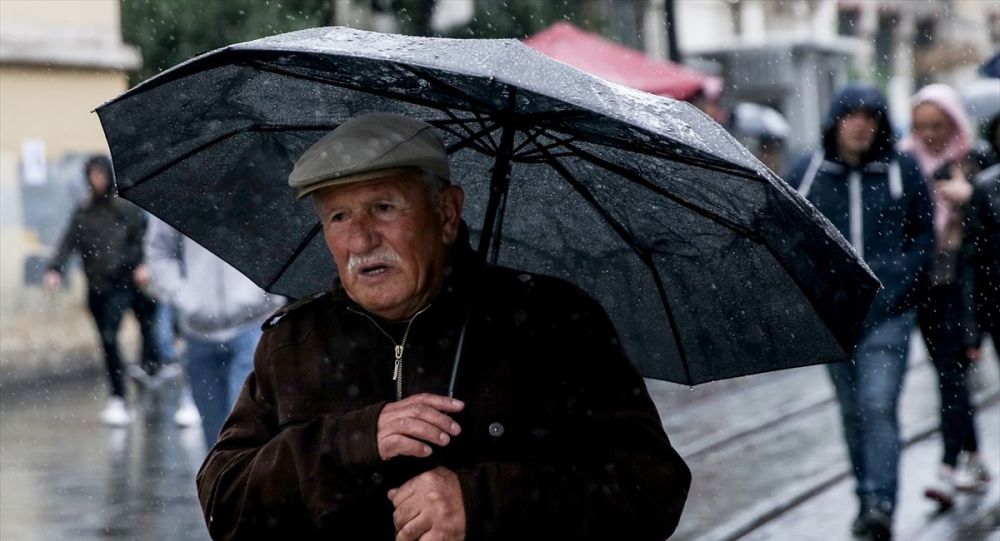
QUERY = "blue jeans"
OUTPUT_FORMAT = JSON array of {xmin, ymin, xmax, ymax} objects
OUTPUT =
[
  {"xmin": 185, "ymin": 325, "xmax": 261, "ymax": 448},
  {"xmin": 827, "ymin": 312, "xmax": 914, "ymax": 514},
  {"xmin": 154, "ymin": 303, "xmax": 178, "ymax": 362}
]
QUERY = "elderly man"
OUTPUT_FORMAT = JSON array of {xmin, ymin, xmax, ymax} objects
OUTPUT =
[{"xmin": 196, "ymin": 113, "xmax": 691, "ymax": 540}]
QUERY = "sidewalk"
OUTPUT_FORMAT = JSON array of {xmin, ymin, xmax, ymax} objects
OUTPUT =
[
  {"xmin": 742, "ymin": 402, "xmax": 1000, "ymax": 541},
  {"xmin": 650, "ymin": 336, "xmax": 1000, "ymax": 541}
]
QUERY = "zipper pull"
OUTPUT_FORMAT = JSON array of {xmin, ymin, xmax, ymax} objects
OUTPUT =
[{"xmin": 392, "ymin": 344, "xmax": 403, "ymax": 381}]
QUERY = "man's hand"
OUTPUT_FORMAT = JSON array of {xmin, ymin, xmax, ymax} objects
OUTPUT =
[
  {"xmin": 378, "ymin": 393, "xmax": 463, "ymax": 460},
  {"xmin": 132, "ymin": 264, "xmax": 150, "ymax": 290},
  {"xmin": 388, "ymin": 466, "xmax": 466, "ymax": 541},
  {"xmin": 43, "ymin": 270, "xmax": 62, "ymax": 292}
]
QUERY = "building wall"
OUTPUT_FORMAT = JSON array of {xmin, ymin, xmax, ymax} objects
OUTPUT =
[
  {"xmin": 0, "ymin": 0, "xmax": 139, "ymax": 380},
  {"xmin": 0, "ymin": 67, "xmax": 128, "ymax": 160}
]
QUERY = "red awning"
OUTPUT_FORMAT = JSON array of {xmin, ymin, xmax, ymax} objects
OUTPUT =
[{"xmin": 523, "ymin": 21, "xmax": 722, "ymax": 101}]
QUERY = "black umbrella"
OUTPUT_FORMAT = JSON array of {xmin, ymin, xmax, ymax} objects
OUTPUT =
[{"xmin": 96, "ymin": 27, "xmax": 878, "ymax": 386}]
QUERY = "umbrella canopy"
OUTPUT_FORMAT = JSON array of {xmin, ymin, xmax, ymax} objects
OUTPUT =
[
  {"xmin": 523, "ymin": 21, "xmax": 722, "ymax": 101},
  {"xmin": 97, "ymin": 27, "xmax": 878, "ymax": 385}
]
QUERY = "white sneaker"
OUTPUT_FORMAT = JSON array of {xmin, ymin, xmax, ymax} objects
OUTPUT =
[
  {"xmin": 98, "ymin": 397, "xmax": 132, "ymax": 427},
  {"xmin": 174, "ymin": 392, "xmax": 202, "ymax": 428},
  {"xmin": 955, "ymin": 453, "xmax": 992, "ymax": 493},
  {"xmin": 924, "ymin": 465, "xmax": 957, "ymax": 509}
]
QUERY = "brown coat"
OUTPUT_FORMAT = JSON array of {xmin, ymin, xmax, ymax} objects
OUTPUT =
[{"xmin": 197, "ymin": 246, "xmax": 690, "ymax": 540}]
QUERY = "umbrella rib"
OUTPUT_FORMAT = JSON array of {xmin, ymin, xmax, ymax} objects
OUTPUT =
[
  {"xmin": 396, "ymin": 64, "xmax": 503, "ymax": 115},
  {"xmin": 513, "ymin": 133, "xmax": 579, "ymax": 161},
  {"xmin": 265, "ymin": 222, "xmax": 323, "ymax": 293},
  {"xmin": 532, "ymin": 140, "xmax": 695, "ymax": 384},
  {"xmin": 433, "ymin": 111, "xmax": 501, "ymax": 155},
  {"xmin": 558, "ymin": 140, "xmax": 755, "ymax": 238},
  {"xmin": 440, "ymin": 108, "xmax": 490, "ymax": 144}
]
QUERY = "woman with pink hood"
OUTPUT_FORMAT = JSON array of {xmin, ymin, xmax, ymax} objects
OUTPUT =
[{"xmin": 901, "ymin": 83, "xmax": 992, "ymax": 507}]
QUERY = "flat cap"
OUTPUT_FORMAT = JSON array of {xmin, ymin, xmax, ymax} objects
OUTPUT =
[{"xmin": 289, "ymin": 112, "xmax": 450, "ymax": 198}]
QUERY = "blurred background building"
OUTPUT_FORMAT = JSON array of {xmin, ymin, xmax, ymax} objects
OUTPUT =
[{"xmin": 1, "ymin": 0, "xmax": 140, "ymax": 380}]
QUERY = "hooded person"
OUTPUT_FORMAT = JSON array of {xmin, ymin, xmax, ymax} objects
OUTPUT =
[
  {"xmin": 898, "ymin": 84, "xmax": 993, "ymax": 504},
  {"xmin": 961, "ymin": 109, "xmax": 1000, "ymax": 396},
  {"xmin": 45, "ymin": 154, "xmax": 161, "ymax": 427},
  {"xmin": 964, "ymin": 111, "xmax": 1000, "ymax": 346},
  {"xmin": 784, "ymin": 84, "xmax": 934, "ymax": 541}
]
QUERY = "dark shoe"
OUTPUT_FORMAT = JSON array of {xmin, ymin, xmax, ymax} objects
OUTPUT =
[
  {"xmin": 856, "ymin": 506, "xmax": 892, "ymax": 541},
  {"xmin": 851, "ymin": 506, "xmax": 867, "ymax": 536},
  {"xmin": 924, "ymin": 465, "xmax": 957, "ymax": 510}
]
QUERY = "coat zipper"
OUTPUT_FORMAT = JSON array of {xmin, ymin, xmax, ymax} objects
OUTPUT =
[{"xmin": 347, "ymin": 305, "xmax": 431, "ymax": 401}]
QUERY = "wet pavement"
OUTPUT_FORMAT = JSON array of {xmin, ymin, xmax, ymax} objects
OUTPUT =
[
  {"xmin": 0, "ymin": 377, "xmax": 208, "ymax": 541},
  {"xmin": 1, "ymin": 338, "xmax": 997, "ymax": 540}
]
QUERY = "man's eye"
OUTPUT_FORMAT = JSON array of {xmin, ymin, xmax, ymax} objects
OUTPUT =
[
  {"xmin": 374, "ymin": 203, "xmax": 396, "ymax": 213},
  {"xmin": 329, "ymin": 212, "xmax": 347, "ymax": 223}
]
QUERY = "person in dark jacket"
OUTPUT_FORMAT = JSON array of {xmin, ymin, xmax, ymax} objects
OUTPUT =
[
  {"xmin": 784, "ymin": 85, "xmax": 934, "ymax": 541},
  {"xmin": 963, "ymin": 111, "xmax": 1000, "ymax": 364},
  {"xmin": 196, "ymin": 113, "xmax": 691, "ymax": 541},
  {"xmin": 44, "ymin": 155, "xmax": 160, "ymax": 426}
]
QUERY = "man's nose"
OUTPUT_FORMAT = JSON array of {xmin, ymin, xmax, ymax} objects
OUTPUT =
[{"xmin": 347, "ymin": 212, "xmax": 380, "ymax": 252}]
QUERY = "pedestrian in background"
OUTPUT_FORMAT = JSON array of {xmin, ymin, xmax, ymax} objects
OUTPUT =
[
  {"xmin": 144, "ymin": 217, "xmax": 281, "ymax": 448},
  {"xmin": 963, "ymin": 110, "xmax": 1000, "ymax": 362},
  {"xmin": 785, "ymin": 85, "xmax": 934, "ymax": 541},
  {"xmin": 44, "ymin": 154, "xmax": 160, "ymax": 427},
  {"xmin": 900, "ymin": 83, "xmax": 992, "ymax": 505}
]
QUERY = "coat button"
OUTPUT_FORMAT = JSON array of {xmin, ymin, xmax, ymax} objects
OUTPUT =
[{"xmin": 488, "ymin": 422, "xmax": 505, "ymax": 438}]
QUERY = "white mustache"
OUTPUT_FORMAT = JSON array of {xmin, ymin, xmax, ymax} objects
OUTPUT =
[{"xmin": 346, "ymin": 248, "xmax": 402, "ymax": 275}]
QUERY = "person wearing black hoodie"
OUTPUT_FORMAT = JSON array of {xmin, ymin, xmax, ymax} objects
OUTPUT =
[
  {"xmin": 784, "ymin": 85, "xmax": 934, "ymax": 541},
  {"xmin": 44, "ymin": 155, "xmax": 160, "ymax": 427},
  {"xmin": 963, "ymin": 112, "xmax": 1000, "ymax": 356}
]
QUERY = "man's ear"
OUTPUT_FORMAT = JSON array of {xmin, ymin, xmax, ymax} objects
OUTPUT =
[{"xmin": 439, "ymin": 185, "xmax": 464, "ymax": 245}]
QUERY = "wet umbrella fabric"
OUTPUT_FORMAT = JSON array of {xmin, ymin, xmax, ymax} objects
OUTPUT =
[{"xmin": 96, "ymin": 27, "xmax": 878, "ymax": 385}]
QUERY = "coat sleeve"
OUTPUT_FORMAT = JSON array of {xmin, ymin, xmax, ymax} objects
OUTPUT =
[
  {"xmin": 959, "ymin": 183, "xmax": 988, "ymax": 348},
  {"xmin": 47, "ymin": 209, "xmax": 82, "ymax": 274},
  {"xmin": 144, "ymin": 217, "xmax": 187, "ymax": 307},
  {"xmin": 195, "ymin": 330, "xmax": 392, "ymax": 540},
  {"xmin": 455, "ymin": 288, "xmax": 691, "ymax": 541},
  {"xmin": 781, "ymin": 152, "xmax": 815, "ymax": 190},
  {"xmin": 122, "ymin": 205, "xmax": 147, "ymax": 271},
  {"xmin": 879, "ymin": 157, "xmax": 935, "ymax": 315}
]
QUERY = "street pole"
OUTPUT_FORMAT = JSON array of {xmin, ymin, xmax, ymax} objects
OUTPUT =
[{"xmin": 664, "ymin": 0, "xmax": 681, "ymax": 63}]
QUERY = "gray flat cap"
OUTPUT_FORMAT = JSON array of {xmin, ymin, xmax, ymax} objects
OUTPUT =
[{"xmin": 289, "ymin": 112, "xmax": 450, "ymax": 198}]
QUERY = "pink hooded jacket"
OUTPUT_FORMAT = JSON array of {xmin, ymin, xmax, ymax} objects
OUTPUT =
[{"xmin": 899, "ymin": 83, "xmax": 973, "ymax": 247}]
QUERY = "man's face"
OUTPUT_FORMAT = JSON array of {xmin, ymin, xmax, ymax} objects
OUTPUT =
[
  {"xmin": 88, "ymin": 167, "xmax": 110, "ymax": 195},
  {"xmin": 837, "ymin": 109, "xmax": 879, "ymax": 159},
  {"xmin": 911, "ymin": 103, "xmax": 956, "ymax": 156},
  {"xmin": 314, "ymin": 171, "xmax": 464, "ymax": 320}
]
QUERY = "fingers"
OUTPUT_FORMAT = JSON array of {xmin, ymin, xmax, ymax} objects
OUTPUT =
[
  {"xmin": 389, "ymin": 468, "xmax": 465, "ymax": 541},
  {"xmin": 378, "ymin": 394, "xmax": 464, "ymax": 460},
  {"xmin": 392, "ymin": 489, "xmax": 420, "ymax": 530},
  {"xmin": 395, "ymin": 512, "xmax": 431, "ymax": 541},
  {"xmin": 379, "ymin": 433, "xmax": 433, "ymax": 460},
  {"xmin": 386, "ymin": 394, "xmax": 464, "ymax": 414}
]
